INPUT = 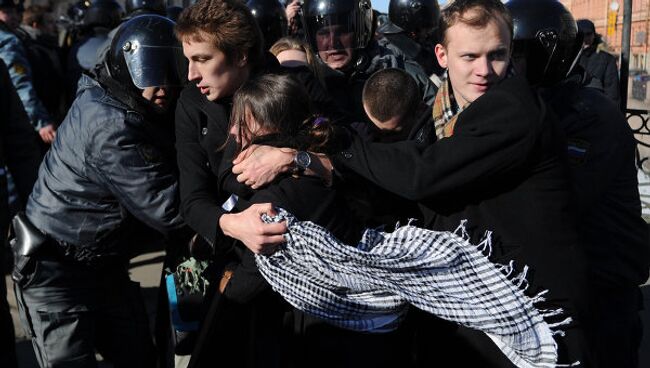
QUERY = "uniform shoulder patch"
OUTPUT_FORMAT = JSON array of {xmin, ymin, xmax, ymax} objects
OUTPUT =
[
  {"xmin": 567, "ymin": 138, "xmax": 590, "ymax": 166},
  {"xmin": 12, "ymin": 63, "xmax": 27, "ymax": 76}
]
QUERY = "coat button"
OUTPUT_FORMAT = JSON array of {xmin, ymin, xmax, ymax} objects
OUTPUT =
[
  {"xmin": 201, "ymin": 127, "xmax": 208, "ymax": 135},
  {"xmin": 206, "ymin": 161, "xmax": 210, "ymax": 168},
  {"xmin": 342, "ymin": 151, "xmax": 353, "ymax": 159}
]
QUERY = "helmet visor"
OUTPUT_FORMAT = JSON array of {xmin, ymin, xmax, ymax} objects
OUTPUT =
[
  {"xmin": 124, "ymin": 43, "xmax": 185, "ymax": 89},
  {"xmin": 305, "ymin": 13, "xmax": 365, "ymax": 53}
]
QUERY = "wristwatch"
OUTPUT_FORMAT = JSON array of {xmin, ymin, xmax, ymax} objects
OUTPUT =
[{"xmin": 293, "ymin": 151, "xmax": 311, "ymax": 173}]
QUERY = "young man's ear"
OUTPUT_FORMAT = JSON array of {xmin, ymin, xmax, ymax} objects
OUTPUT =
[{"xmin": 434, "ymin": 44, "xmax": 448, "ymax": 69}]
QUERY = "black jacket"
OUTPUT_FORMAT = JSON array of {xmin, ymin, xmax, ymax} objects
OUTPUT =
[
  {"xmin": 332, "ymin": 75, "xmax": 590, "ymax": 364},
  {"xmin": 176, "ymin": 58, "xmax": 341, "ymax": 251},
  {"xmin": 543, "ymin": 71, "xmax": 649, "ymax": 289},
  {"xmin": 579, "ymin": 46, "xmax": 620, "ymax": 105}
]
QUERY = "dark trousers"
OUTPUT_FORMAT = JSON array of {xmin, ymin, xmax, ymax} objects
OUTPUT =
[
  {"xmin": 1, "ymin": 241, "xmax": 18, "ymax": 368},
  {"xmin": 14, "ymin": 247, "xmax": 156, "ymax": 368}
]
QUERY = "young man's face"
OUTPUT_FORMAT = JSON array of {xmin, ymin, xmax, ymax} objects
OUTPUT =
[
  {"xmin": 182, "ymin": 38, "xmax": 250, "ymax": 102},
  {"xmin": 435, "ymin": 13, "xmax": 511, "ymax": 107},
  {"xmin": 315, "ymin": 24, "xmax": 355, "ymax": 70}
]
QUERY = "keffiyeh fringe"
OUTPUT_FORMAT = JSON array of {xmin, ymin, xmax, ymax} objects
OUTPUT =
[{"xmin": 255, "ymin": 209, "xmax": 578, "ymax": 368}]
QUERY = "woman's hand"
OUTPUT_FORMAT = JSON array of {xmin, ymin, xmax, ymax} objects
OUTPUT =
[
  {"xmin": 219, "ymin": 203, "xmax": 287, "ymax": 254},
  {"xmin": 232, "ymin": 145, "xmax": 295, "ymax": 189}
]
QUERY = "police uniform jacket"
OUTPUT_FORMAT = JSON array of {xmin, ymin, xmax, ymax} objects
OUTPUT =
[
  {"xmin": 332, "ymin": 75, "xmax": 590, "ymax": 365},
  {"xmin": 26, "ymin": 73, "xmax": 183, "ymax": 258},
  {"xmin": 0, "ymin": 22, "xmax": 51, "ymax": 131},
  {"xmin": 543, "ymin": 71, "xmax": 649, "ymax": 290},
  {"xmin": 579, "ymin": 45, "xmax": 620, "ymax": 105}
]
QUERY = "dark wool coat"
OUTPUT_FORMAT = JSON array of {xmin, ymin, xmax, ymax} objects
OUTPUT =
[{"xmin": 332, "ymin": 75, "xmax": 592, "ymax": 366}]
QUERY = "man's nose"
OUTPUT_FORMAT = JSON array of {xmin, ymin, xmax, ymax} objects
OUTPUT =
[
  {"xmin": 187, "ymin": 62, "xmax": 200, "ymax": 82},
  {"xmin": 475, "ymin": 57, "xmax": 494, "ymax": 77}
]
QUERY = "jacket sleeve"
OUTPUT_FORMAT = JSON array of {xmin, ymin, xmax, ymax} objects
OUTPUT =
[
  {"xmin": 404, "ymin": 58, "xmax": 437, "ymax": 106},
  {"xmin": 332, "ymin": 78, "xmax": 541, "ymax": 202},
  {"xmin": 602, "ymin": 53, "xmax": 620, "ymax": 105},
  {"xmin": 0, "ymin": 33, "xmax": 51, "ymax": 130},
  {"xmin": 86, "ymin": 121, "xmax": 183, "ymax": 235},
  {"xmin": 0, "ymin": 60, "xmax": 40, "ymax": 202},
  {"xmin": 175, "ymin": 96, "xmax": 227, "ymax": 245}
]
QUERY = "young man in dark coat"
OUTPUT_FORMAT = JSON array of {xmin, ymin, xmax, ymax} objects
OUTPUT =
[{"xmin": 230, "ymin": 0, "xmax": 591, "ymax": 366}]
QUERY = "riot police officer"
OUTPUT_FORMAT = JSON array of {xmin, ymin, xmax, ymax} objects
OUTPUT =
[
  {"xmin": 0, "ymin": 0, "xmax": 56, "ymax": 144},
  {"xmin": 12, "ymin": 15, "xmax": 185, "ymax": 368},
  {"xmin": 66, "ymin": 0, "xmax": 123, "ymax": 102},
  {"xmin": 246, "ymin": 0, "xmax": 287, "ymax": 50},
  {"xmin": 301, "ymin": 0, "xmax": 436, "ymax": 122},
  {"xmin": 507, "ymin": 1, "xmax": 650, "ymax": 366},
  {"xmin": 378, "ymin": 0, "xmax": 442, "ymax": 77}
]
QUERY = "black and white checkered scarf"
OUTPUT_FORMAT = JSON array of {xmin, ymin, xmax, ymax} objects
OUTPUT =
[{"xmin": 255, "ymin": 209, "xmax": 577, "ymax": 368}]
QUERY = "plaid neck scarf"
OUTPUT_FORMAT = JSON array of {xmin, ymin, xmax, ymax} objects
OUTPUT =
[
  {"xmin": 432, "ymin": 72, "xmax": 464, "ymax": 140},
  {"xmin": 256, "ymin": 209, "xmax": 578, "ymax": 368}
]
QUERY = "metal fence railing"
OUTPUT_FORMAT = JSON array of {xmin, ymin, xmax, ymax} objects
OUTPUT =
[{"xmin": 627, "ymin": 109, "xmax": 650, "ymax": 219}]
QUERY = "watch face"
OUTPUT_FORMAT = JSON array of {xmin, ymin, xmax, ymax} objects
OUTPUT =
[{"xmin": 296, "ymin": 151, "xmax": 311, "ymax": 169}]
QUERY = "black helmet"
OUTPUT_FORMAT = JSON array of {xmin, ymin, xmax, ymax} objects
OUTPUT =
[
  {"xmin": 0, "ymin": 0, "xmax": 22, "ymax": 10},
  {"xmin": 506, "ymin": 0, "xmax": 582, "ymax": 86},
  {"xmin": 302, "ymin": 0, "xmax": 374, "ymax": 57},
  {"xmin": 166, "ymin": 5, "xmax": 183, "ymax": 22},
  {"xmin": 83, "ymin": 0, "xmax": 124, "ymax": 29},
  {"xmin": 388, "ymin": 0, "xmax": 439, "ymax": 35},
  {"xmin": 246, "ymin": 0, "xmax": 288, "ymax": 50},
  {"xmin": 576, "ymin": 19, "xmax": 595, "ymax": 34},
  {"xmin": 108, "ymin": 15, "xmax": 184, "ymax": 90},
  {"xmin": 67, "ymin": 0, "xmax": 90, "ymax": 25},
  {"xmin": 125, "ymin": 0, "xmax": 165, "ymax": 17}
]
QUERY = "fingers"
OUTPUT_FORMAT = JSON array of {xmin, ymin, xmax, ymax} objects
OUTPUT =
[
  {"xmin": 233, "ymin": 145, "xmax": 258, "ymax": 165},
  {"xmin": 261, "ymin": 222, "xmax": 287, "ymax": 236}
]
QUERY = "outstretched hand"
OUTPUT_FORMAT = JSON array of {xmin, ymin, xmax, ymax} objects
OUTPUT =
[
  {"xmin": 219, "ymin": 203, "xmax": 287, "ymax": 255},
  {"xmin": 232, "ymin": 145, "xmax": 295, "ymax": 189}
]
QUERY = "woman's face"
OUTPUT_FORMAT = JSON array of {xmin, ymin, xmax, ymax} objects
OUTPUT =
[{"xmin": 230, "ymin": 107, "xmax": 271, "ymax": 147}]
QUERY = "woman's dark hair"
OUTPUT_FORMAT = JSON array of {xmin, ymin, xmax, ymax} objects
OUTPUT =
[{"xmin": 229, "ymin": 73, "xmax": 334, "ymax": 154}]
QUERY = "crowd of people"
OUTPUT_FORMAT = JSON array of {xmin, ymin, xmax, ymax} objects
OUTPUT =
[{"xmin": 0, "ymin": 0, "xmax": 648, "ymax": 367}]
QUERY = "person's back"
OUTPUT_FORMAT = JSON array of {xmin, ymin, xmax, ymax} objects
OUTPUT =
[{"xmin": 577, "ymin": 19, "xmax": 620, "ymax": 105}]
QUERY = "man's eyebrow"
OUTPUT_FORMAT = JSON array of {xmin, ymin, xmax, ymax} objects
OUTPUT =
[{"xmin": 189, "ymin": 53, "xmax": 212, "ymax": 60}]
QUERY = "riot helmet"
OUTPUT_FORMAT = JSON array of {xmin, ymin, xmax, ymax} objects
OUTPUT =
[
  {"xmin": 108, "ymin": 15, "xmax": 184, "ymax": 90},
  {"xmin": 301, "ymin": 0, "xmax": 373, "ymax": 69},
  {"xmin": 506, "ymin": 0, "xmax": 582, "ymax": 86},
  {"xmin": 246, "ymin": 0, "xmax": 288, "ymax": 50},
  {"xmin": 124, "ymin": 0, "xmax": 165, "ymax": 17},
  {"xmin": 83, "ymin": 0, "xmax": 124, "ymax": 29},
  {"xmin": 388, "ymin": 0, "xmax": 439, "ymax": 36},
  {"xmin": 0, "ymin": 0, "xmax": 22, "ymax": 10}
]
